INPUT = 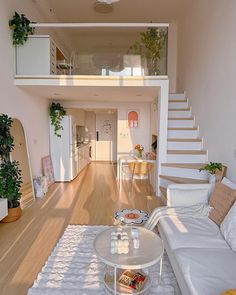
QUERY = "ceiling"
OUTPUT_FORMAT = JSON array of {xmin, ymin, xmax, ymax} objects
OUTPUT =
[
  {"xmin": 19, "ymin": 85, "xmax": 159, "ymax": 102},
  {"xmin": 46, "ymin": 0, "xmax": 187, "ymax": 23}
]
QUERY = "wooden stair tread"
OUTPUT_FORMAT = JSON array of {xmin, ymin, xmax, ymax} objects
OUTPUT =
[
  {"xmin": 168, "ymin": 117, "xmax": 194, "ymax": 120},
  {"xmin": 168, "ymin": 138, "xmax": 202, "ymax": 142},
  {"xmin": 168, "ymin": 127, "xmax": 198, "ymax": 130},
  {"xmin": 168, "ymin": 99, "xmax": 187, "ymax": 103},
  {"xmin": 160, "ymin": 175, "xmax": 208, "ymax": 184},
  {"xmin": 167, "ymin": 150, "xmax": 207, "ymax": 155},
  {"xmin": 168, "ymin": 108, "xmax": 190, "ymax": 111},
  {"xmin": 162, "ymin": 163, "xmax": 206, "ymax": 170}
]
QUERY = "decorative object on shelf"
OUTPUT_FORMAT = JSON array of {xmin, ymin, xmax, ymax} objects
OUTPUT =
[
  {"xmin": 9, "ymin": 12, "xmax": 35, "ymax": 45},
  {"xmin": 199, "ymin": 162, "xmax": 224, "ymax": 184},
  {"xmin": 135, "ymin": 144, "xmax": 144, "ymax": 159},
  {"xmin": 42, "ymin": 156, "xmax": 55, "ymax": 187},
  {"xmin": 129, "ymin": 27, "xmax": 167, "ymax": 75},
  {"xmin": 49, "ymin": 102, "xmax": 66, "ymax": 137},
  {"xmin": 128, "ymin": 110, "xmax": 139, "ymax": 128},
  {"xmin": 115, "ymin": 208, "xmax": 149, "ymax": 225},
  {"xmin": 0, "ymin": 114, "xmax": 22, "ymax": 222}
]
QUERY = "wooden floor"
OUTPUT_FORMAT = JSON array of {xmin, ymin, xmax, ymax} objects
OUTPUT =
[{"xmin": 0, "ymin": 162, "xmax": 162, "ymax": 295}]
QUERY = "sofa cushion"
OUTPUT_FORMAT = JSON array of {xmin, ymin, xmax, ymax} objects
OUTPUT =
[
  {"xmin": 221, "ymin": 201, "xmax": 236, "ymax": 253},
  {"xmin": 209, "ymin": 183, "xmax": 236, "ymax": 225},
  {"xmin": 222, "ymin": 177, "xmax": 236, "ymax": 189},
  {"xmin": 159, "ymin": 216, "xmax": 229, "ymax": 251},
  {"xmin": 167, "ymin": 188, "xmax": 209, "ymax": 206},
  {"xmin": 174, "ymin": 248, "xmax": 236, "ymax": 295}
]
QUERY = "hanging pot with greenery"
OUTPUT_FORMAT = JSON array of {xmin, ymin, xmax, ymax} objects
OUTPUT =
[
  {"xmin": 129, "ymin": 27, "xmax": 167, "ymax": 75},
  {"xmin": 9, "ymin": 12, "xmax": 35, "ymax": 45},
  {"xmin": 0, "ymin": 114, "xmax": 22, "ymax": 223},
  {"xmin": 49, "ymin": 102, "xmax": 67, "ymax": 137}
]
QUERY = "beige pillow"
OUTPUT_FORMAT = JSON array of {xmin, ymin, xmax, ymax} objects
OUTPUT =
[{"xmin": 209, "ymin": 183, "xmax": 236, "ymax": 225}]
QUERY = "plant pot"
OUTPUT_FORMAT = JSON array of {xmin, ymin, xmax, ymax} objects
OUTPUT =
[{"xmin": 1, "ymin": 206, "xmax": 22, "ymax": 223}]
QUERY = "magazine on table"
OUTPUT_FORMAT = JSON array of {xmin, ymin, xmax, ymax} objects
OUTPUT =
[{"xmin": 118, "ymin": 270, "xmax": 147, "ymax": 292}]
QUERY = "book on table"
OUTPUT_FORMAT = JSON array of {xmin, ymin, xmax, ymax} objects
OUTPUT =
[{"xmin": 118, "ymin": 270, "xmax": 147, "ymax": 292}]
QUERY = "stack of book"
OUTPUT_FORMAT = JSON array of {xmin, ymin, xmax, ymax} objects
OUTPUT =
[{"xmin": 118, "ymin": 270, "xmax": 147, "ymax": 293}]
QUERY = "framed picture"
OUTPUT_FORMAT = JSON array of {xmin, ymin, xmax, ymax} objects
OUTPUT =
[
  {"xmin": 42, "ymin": 155, "xmax": 55, "ymax": 187},
  {"xmin": 127, "ymin": 110, "xmax": 139, "ymax": 128}
]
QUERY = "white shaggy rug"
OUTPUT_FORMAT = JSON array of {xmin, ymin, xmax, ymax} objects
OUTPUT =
[{"xmin": 28, "ymin": 225, "xmax": 181, "ymax": 295}]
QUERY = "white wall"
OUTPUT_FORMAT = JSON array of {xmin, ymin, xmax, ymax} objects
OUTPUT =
[
  {"xmin": 177, "ymin": 0, "xmax": 236, "ymax": 181},
  {"xmin": 59, "ymin": 101, "xmax": 152, "ymax": 159},
  {"xmin": 0, "ymin": 1, "xmax": 51, "ymax": 176}
]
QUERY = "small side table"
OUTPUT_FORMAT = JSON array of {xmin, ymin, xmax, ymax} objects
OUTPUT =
[{"xmin": 94, "ymin": 226, "xmax": 164, "ymax": 294}]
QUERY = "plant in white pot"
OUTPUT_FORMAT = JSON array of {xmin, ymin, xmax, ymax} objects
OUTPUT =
[
  {"xmin": 199, "ymin": 162, "xmax": 223, "ymax": 184},
  {"xmin": 0, "ymin": 114, "xmax": 22, "ymax": 223}
]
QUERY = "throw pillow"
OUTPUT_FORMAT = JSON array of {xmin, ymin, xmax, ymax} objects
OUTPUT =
[
  {"xmin": 209, "ymin": 183, "xmax": 236, "ymax": 225},
  {"xmin": 167, "ymin": 189, "xmax": 209, "ymax": 206},
  {"xmin": 221, "ymin": 201, "xmax": 236, "ymax": 253},
  {"xmin": 221, "ymin": 177, "xmax": 236, "ymax": 189}
]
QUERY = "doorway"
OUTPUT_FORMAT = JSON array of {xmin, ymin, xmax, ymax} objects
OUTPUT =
[{"xmin": 95, "ymin": 112, "xmax": 117, "ymax": 162}]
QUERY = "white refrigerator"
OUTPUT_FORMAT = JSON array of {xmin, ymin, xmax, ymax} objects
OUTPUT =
[{"xmin": 50, "ymin": 115, "xmax": 78, "ymax": 182}]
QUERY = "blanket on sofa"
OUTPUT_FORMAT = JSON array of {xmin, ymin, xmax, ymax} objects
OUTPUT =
[{"xmin": 144, "ymin": 203, "xmax": 212, "ymax": 230}]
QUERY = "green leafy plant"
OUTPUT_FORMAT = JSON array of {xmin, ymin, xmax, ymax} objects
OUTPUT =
[
  {"xmin": 199, "ymin": 162, "xmax": 223, "ymax": 175},
  {"xmin": 9, "ymin": 12, "xmax": 35, "ymax": 45},
  {"xmin": 130, "ymin": 27, "xmax": 167, "ymax": 75},
  {"xmin": 49, "ymin": 102, "xmax": 66, "ymax": 137},
  {"xmin": 0, "ymin": 114, "xmax": 22, "ymax": 208},
  {"xmin": 0, "ymin": 161, "xmax": 22, "ymax": 208},
  {"xmin": 0, "ymin": 114, "xmax": 14, "ymax": 161}
]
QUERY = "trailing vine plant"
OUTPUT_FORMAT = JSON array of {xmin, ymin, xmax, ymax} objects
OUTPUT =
[
  {"xmin": 9, "ymin": 12, "xmax": 35, "ymax": 45},
  {"xmin": 129, "ymin": 27, "xmax": 167, "ymax": 75},
  {"xmin": 49, "ymin": 102, "xmax": 67, "ymax": 137}
]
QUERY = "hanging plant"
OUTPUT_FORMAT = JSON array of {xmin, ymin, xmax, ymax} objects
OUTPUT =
[
  {"xmin": 9, "ymin": 12, "xmax": 35, "ymax": 45},
  {"xmin": 129, "ymin": 27, "xmax": 167, "ymax": 75},
  {"xmin": 49, "ymin": 102, "xmax": 67, "ymax": 137}
]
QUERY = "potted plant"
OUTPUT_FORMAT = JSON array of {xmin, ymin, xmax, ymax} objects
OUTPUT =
[
  {"xmin": 9, "ymin": 12, "xmax": 35, "ymax": 45},
  {"xmin": 199, "ymin": 162, "xmax": 223, "ymax": 184},
  {"xmin": 0, "ymin": 114, "xmax": 22, "ymax": 222},
  {"xmin": 49, "ymin": 102, "xmax": 67, "ymax": 137},
  {"xmin": 129, "ymin": 27, "xmax": 167, "ymax": 75}
]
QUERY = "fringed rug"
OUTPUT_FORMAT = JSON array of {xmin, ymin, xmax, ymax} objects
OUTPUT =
[{"xmin": 28, "ymin": 225, "xmax": 180, "ymax": 295}]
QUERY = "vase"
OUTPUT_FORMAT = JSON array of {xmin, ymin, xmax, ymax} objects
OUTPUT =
[
  {"xmin": 137, "ymin": 150, "xmax": 142, "ymax": 159},
  {"xmin": 209, "ymin": 174, "xmax": 216, "ymax": 184}
]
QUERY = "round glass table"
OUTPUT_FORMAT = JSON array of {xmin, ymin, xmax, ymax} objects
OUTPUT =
[{"xmin": 94, "ymin": 226, "xmax": 164, "ymax": 294}]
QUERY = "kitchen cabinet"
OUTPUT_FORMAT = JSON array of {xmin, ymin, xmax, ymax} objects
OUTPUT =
[
  {"xmin": 16, "ymin": 35, "xmax": 68, "ymax": 75},
  {"xmin": 78, "ymin": 143, "xmax": 90, "ymax": 173},
  {"xmin": 67, "ymin": 108, "xmax": 85, "ymax": 126}
]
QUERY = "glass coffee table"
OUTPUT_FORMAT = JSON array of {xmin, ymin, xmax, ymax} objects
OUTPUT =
[{"xmin": 94, "ymin": 226, "xmax": 164, "ymax": 294}]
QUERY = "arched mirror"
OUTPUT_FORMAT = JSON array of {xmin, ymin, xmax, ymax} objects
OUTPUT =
[{"xmin": 11, "ymin": 119, "xmax": 35, "ymax": 209}]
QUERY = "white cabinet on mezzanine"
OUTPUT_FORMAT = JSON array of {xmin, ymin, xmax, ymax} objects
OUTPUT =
[{"xmin": 16, "ymin": 35, "xmax": 68, "ymax": 75}]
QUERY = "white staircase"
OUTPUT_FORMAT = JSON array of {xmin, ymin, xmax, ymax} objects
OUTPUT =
[{"xmin": 160, "ymin": 93, "xmax": 209, "ymax": 203}]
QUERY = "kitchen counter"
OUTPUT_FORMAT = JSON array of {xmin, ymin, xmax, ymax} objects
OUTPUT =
[{"xmin": 77, "ymin": 141, "xmax": 90, "ymax": 148}]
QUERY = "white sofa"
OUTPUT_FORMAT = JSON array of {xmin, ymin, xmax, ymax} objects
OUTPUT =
[
  {"xmin": 159, "ymin": 183, "xmax": 236, "ymax": 295},
  {"xmin": 0, "ymin": 198, "xmax": 8, "ymax": 221}
]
